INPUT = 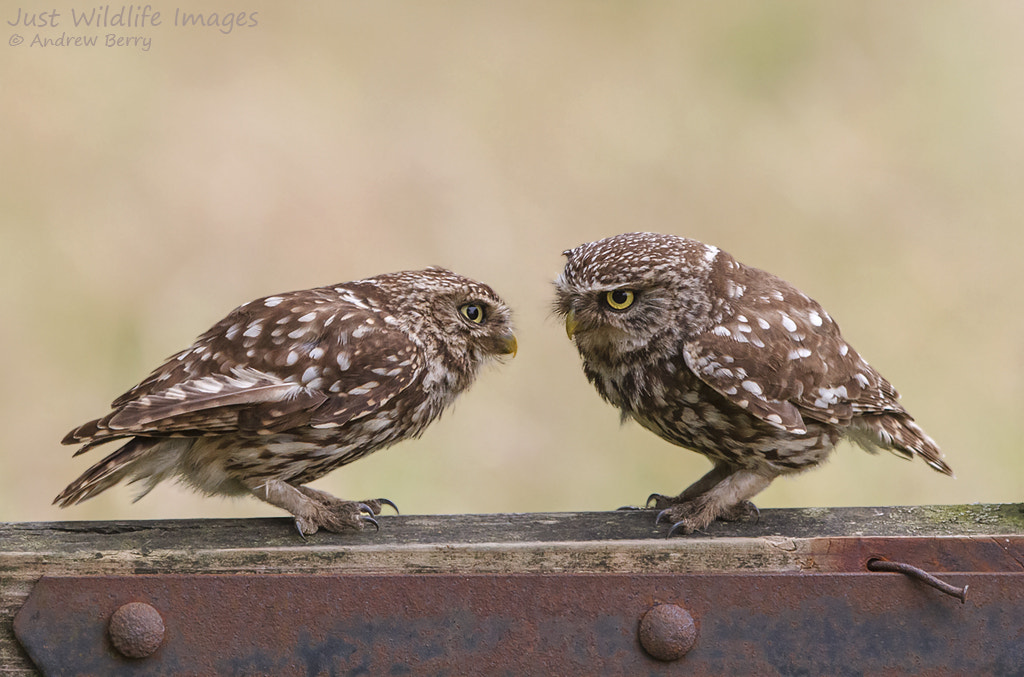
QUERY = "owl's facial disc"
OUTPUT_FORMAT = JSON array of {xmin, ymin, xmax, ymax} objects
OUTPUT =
[{"xmin": 457, "ymin": 297, "xmax": 517, "ymax": 359}]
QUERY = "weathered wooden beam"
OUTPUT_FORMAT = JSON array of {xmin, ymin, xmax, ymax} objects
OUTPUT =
[{"xmin": 3, "ymin": 504, "xmax": 1023, "ymax": 675}]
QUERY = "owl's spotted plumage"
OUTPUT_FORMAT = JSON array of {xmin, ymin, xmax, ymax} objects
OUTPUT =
[
  {"xmin": 57, "ymin": 268, "xmax": 517, "ymax": 536},
  {"xmin": 554, "ymin": 232, "xmax": 951, "ymax": 535}
]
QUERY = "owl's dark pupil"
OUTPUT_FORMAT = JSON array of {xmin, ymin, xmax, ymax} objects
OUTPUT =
[
  {"xmin": 611, "ymin": 290, "xmax": 630, "ymax": 305},
  {"xmin": 465, "ymin": 305, "xmax": 481, "ymax": 321}
]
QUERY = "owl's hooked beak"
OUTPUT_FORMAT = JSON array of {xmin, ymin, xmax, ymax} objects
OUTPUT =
[
  {"xmin": 501, "ymin": 331, "xmax": 518, "ymax": 358},
  {"xmin": 565, "ymin": 310, "xmax": 578, "ymax": 340}
]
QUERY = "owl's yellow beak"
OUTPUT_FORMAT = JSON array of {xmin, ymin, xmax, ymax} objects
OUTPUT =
[
  {"xmin": 501, "ymin": 331, "xmax": 518, "ymax": 358},
  {"xmin": 565, "ymin": 310, "xmax": 578, "ymax": 340}
]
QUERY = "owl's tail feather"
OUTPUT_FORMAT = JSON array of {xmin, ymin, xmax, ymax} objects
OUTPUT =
[
  {"xmin": 855, "ymin": 414, "xmax": 954, "ymax": 477},
  {"xmin": 54, "ymin": 437, "xmax": 157, "ymax": 507}
]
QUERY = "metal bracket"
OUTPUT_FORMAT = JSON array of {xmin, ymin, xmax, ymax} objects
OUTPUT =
[{"xmin": 14, "ymin": 571, "xmax": 1023, "ymax": 675}]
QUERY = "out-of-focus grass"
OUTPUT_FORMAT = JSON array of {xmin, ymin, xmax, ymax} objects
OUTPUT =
[{"xmin": 2, "ymin": 2, "xmax": 1022, "ymax": 523}]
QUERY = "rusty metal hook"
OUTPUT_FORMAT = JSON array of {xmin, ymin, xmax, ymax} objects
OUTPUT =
[{"xmin": 866, "ymin": 558, "xmax": 968, "ymax": 604}]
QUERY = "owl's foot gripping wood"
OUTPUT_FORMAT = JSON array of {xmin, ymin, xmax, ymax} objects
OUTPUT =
[
  {"xmin": 647, "ymin": 465, "xmax": 772, "ymax": 536},
  {"xmin": 655, "ymin": 498, "xmax": 760, "ymax": 536},
  {"xmin": 251, "ymin": 480, "xmax": 397, "ymax": 538}
]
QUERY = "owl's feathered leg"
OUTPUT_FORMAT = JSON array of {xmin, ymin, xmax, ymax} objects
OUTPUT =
[
  {"xmin": 653, "ymin": 468, "xmax": 774, "ymax": 536},
  {"xmin": 248, "ymin": 479, "xmax": 383, "ymax": 537}
]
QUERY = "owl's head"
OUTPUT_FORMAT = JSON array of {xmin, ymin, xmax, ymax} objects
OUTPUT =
[
  {"xmin": 553, "ymin": 232, "xmax": 718, "ymax": 360},
  {"xmin": 371, "ymin": 268, "xmax": 517, "ymax": 375}
]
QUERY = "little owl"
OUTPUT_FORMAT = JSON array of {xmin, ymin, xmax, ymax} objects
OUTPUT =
[
  {"xmin": 554, "ymin": 232, "xmax": 951, "ymax": 535},
  {"xmin": 57, "ymin": 268, "xmax": 517, "ymax": 536}
]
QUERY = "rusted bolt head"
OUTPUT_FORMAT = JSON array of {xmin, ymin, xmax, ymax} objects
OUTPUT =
[
  {"xmin": 108, "ymin": 602, "xmax": 164, "ymax": 658},
  {"xmin": 638, "ymin": 603, "xmax": 697, "ymax": 661}
]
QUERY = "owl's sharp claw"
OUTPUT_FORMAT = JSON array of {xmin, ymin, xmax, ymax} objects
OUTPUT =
[
  {"xmin": 655, "ymin": 508, "xmax": 672, "ymax": 525},
  {"xmin": 294, "ymin": 519, "xmax": 308, "ymax": 541},
  {"xmin": 666, "ymin": 520, "xmax": 690, "ymax": 538},
  {"xmin": 616, "ymin": 504, "xmax": 643, "ymax": 511},
  {"xmin": 359, "ymin": 514, "xmax": 380, "ymax": 532},
  {"xmin": 377, "ymin": 498, "xmax": 399, "ymax": 515},
  {"xmin": 647, "ymin": 493, "xmax": 671, "ymax": 509},
  {"xmin": 356, "ymin": 503, "xmax": 375, "ymax": 516}
]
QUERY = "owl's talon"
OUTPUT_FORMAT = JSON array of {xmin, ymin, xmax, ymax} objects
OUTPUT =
[
  {"xmin": 647, "ymin": 493, "xmax": 675, "ymax": 509},
  {"xmin": 377, "ymin": 498, "xmax": 399, "ymax": 515},
  {"xmin": 294, "ymin": 519, "xmax": 308, "ymax": 541},
  {"xmin": 655, "ymin": 508, "xmax": 673, "ymax": 525},
  {"xmin": 356, "ymin": 503, "xmax": 375, "ymax": 516},
  {"xmin": 666, "ymin": 520, "xmax": 691, "ymax": 538},
  {"xmin": 359, "ymin": 514, "xmax": 380, "ymax": 532}
]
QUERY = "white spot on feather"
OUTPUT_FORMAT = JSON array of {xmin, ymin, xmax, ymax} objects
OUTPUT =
[
  {"xmin": 286, "ymin": 351, "xmax": 299, "ymax": 366},
  {"xmin": 192, "ymin": 377, "xmax": 224, "ymax": 394},
  {"xmin": 165, "ymin": 385, "xmax": 186, "ymax": 400},
  {"xmin": 336, "ymin": 353, "xmax": 351, "ymax": 371},
  {"xmin": 264, "ymin": 297, "xmax": 284, "ymax": 307},
  {"xmin": 808, "ymin": 311, "xmax": 823, "ymax": 327},
  {"xmin": 298, "ymin": 312, "xmax": 317, "ymax": 323},
  {"xmin": 348, "ymin": 381, "xmax": 380, "ymax": 396},
  {"xmin": 780, "ymin": 314, "xmax": 798, "ymax": 333},
  {"xmin": 741, "ymin": 380, "xmax": 763, "ymax": 396}
]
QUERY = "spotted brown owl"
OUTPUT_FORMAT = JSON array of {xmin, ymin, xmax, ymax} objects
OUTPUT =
[
  {"xmin": 554, "ymin": 232, "xmax": 952, "ymax": 536},
  {"xmin": 57, "ymin": 268, "xmax": 517, "ymax": 536}
]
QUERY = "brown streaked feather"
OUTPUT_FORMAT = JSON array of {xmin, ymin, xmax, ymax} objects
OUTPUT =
[{"xmin": 54, "ymin": 437, "xmax": 159, "ymax": 507}]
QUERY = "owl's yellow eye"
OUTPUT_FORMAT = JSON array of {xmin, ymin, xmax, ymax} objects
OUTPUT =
[
  {"xmin": 459, "ymin": 303, "xmax": 485, "ymax": 324},
  {"xmin": 604, "ymin": 289, "xmax": 635, "ymax": 311}
]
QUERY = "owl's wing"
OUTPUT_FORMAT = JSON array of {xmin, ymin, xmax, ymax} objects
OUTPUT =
[
  {"xmin": 683, "ymin": 293, "xmax": 903, "ymax": 434},
  {"xmin": 65, "ymin": 289, "xmax": 423, "ymax": 445}
]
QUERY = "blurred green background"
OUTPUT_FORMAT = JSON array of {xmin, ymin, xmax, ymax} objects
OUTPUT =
[{"xmin": 2, "ymin": 2, "xmax": 1022, "ymax": 524}]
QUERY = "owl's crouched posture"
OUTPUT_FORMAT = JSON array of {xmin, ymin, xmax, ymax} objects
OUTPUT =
[
  {"xmin": 554, "ymin": 232, "xmax": 951, "ymax": 536},
  {"xmin": 57, "ymin": 268, "xmax": 517, "ymax": 536}
]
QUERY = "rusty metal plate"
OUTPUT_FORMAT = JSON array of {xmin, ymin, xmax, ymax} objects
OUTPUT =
[{"xmin": 15, "ymin": 572, "xmax": 1024, "ymax": 676}]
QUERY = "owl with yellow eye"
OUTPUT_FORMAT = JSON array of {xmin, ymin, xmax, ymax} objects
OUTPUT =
[{"xmin": 555, "ymin": 232, "xmax": 951, "ymax": 535}]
